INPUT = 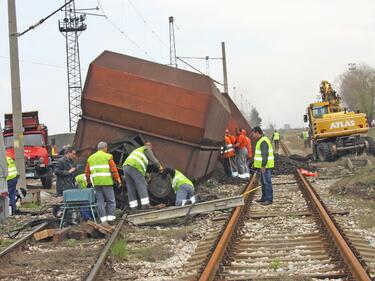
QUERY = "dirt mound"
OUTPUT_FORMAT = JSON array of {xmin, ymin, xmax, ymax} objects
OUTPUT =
[{"xmin": 330, "ymin": 166, "xmax": 375, "ymax": 200}]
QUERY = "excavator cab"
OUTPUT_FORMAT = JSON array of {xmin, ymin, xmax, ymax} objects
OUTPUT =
[{"xmin": 311, "ymin": 105, "xmax": 329, "ymax": 118}]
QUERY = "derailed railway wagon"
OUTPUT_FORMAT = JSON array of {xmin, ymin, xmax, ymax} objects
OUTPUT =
[{"xmin": 75, "ymin": 51, "xmax": 234, "ymax": 207}]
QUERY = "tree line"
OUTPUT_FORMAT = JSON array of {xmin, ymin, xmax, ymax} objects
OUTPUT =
[{"xmin": 338, "ymin": 64, "xmax": 375, "ymax": 124}]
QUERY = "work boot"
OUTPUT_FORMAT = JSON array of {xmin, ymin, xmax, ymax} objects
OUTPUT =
[
  {"xmin": 182, "ymin": 199, "xmax": 192, "ymax": 206},
  {"xmin": 259, "ymin": 201, "xmax": 272, "ymax": 206},
  {"xmin": 255, "ymin": 199, "xmax": 265, "ymax": 203},
  {"xmin": 101, "ymin": 221, "xmax": 110, "ymax": 228}
]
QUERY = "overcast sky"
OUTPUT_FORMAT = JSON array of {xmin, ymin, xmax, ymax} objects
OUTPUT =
[{"xmin": 1, "ymin": 0, "xmax": 375, "ymax": 134}]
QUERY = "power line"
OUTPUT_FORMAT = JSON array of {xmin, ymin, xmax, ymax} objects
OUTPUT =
[
  {"xmin": 96, "ymin": 0, "xmax": 153, "ymax": 60},
  {"xmin": 0, "ymin": 55, "xmax": 65, "ymax": 69},
  {"xmin": 127, "ymin": 0, "xmax": 168, "ymax": 49}
]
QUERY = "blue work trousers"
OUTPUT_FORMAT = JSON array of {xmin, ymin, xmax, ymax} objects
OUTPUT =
[
  {"xmin": 7, "ymin": 178, "xmax": 18, "ymax": 214},
  {"xmin": 260, "ymin": 169, "xmax": 273, "ymax": 202},
  {"xmin": 175, "ymin": 184, "xmax": 195, "ymax": 206}
]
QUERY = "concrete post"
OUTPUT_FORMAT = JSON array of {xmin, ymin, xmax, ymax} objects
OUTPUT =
[{"xmin": 8, "ymin": 0, "xmax": 26, "ymax": 190}]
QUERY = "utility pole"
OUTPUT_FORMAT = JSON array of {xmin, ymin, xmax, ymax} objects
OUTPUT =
[
  {"xmin": 221, "ymin": 42, "xmax": 228, "ymax": 93},
  {"xmin": 59, "ymin": 0, "xmax": 87, "ymax": 132},
  {"xmin": 169, "ymin": 16, "xmax": 177, "ymax": 68},
  {"xmin": 8, "ymin": 0, "xmax": 26, "ymax": 190}
]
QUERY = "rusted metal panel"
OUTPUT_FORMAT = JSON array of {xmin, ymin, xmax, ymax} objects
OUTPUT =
[{"xmin": 74, "ymin": 51, "xmax": 232, "ymax": 181}]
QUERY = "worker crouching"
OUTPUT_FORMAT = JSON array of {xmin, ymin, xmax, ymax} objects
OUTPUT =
[
  {"xmin": 163, "ymin": 167, "xmax": 196, "ymax": 206},
  {"xmin": 122, "ymin": 142, "xmax": 162, "ymax": 211},
  {"xmin": 85, "ymin": 141, "xmax": 121, "ymax": 223}
]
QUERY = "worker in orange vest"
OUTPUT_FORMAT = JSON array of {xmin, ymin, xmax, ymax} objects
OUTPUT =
[
  {"xmin": 242, "ymin": 129, "xmax": 253, "ymax": 168},
  {"xmin": 221, "ymin": 129, "xmax": 238, "ymax": 177},
  {"xmin": 234, "ymin": 128, "xmax": 250, "ymax": 179}
]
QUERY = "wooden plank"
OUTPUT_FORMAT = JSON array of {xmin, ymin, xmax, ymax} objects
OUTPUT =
[
  {"xmin": 87, "ymin": 221, "xmax": 114, "ymax": 235},
  {"xmin": 53, "ymin": 227, "xmax": 72, "ymax": 243},
  {"xmin": 127, "ymin": 195, "xmax": 244, "ymax": 225},
  {"xmin": 33, "ymin": 229, "xmax": 56, "ymax": 241}
]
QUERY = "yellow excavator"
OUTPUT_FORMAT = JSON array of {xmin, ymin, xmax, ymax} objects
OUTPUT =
[{"xmin": 304, "ymin": 80, "xmax": 375, "ymax": 161}]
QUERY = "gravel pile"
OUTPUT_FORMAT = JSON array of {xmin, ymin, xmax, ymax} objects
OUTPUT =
[{"xmin": 274, "ymin": 154, "xmax": 314, "ymax": 175}]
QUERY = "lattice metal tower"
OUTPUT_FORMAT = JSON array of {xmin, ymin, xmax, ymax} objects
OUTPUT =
[
  {"xmin": 59, "ymin": 0, "xmax": 87, "ymax": 132},
  {"xmin": 169, "ymin": 16, "xmax": 177, "ymax": 68}
]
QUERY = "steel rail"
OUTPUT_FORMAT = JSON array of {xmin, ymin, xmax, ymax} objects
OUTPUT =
[
  {"xmin": 198, "ymin": 174, "xmax": 258, "ymax": 281},
  {"xmin": 0, "ymin": 222, "xmax": 47, "ymax": 258},
  {"xmin": 280, "ymin": 141, "xmax": 291, "ymax": 157},
  {"xmin": 84, "ymin": 213, "xmax": 128, "ymax": 281},
  {"xmin": 296, "ymin": 169, "xmax": 371, "ymax": 281}
]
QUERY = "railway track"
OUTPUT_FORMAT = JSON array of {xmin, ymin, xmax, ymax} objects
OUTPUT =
[
  {"xmin": 0, "ymin": 214, "xmax": 126, "ymax": 281},
  {"xmin": 174, "ymin": 143, "xmax": 375, "ymax": 281}
]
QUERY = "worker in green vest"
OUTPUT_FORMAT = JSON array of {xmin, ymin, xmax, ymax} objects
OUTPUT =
[
  {"xmin": 163, "ymin": 167, "xmax": 196, "ymax": 206},
  {"xmin": 123, "ymin": 142, "xmax": 163, "ymax": 211},
  {"xmin": 271, "ymin": 131, "xmax": 280, "ymax": 152},
  {"xmin": 85, "ymin": 141, "xmax": 121, "ymax": 223},
  {"xmin": 302, "ymin": 128, "xmax": 310, "ymax": 149},
  {"xmin": 6, "ymin": 156, "xmax": 18, "ymax": 215},
  {"xmin": 74, "ymin": 173, "xmax": 94, "ymax": 221},
  {"xmin": 252, "ymin": 126, "xmax": 274, "ymax": 205},
  {"xmin": 75, "ymin": 173, "xmax": 87, "ymax": 189}
]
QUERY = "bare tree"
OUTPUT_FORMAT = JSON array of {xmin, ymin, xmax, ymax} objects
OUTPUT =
[
  {"xmin": 338, "ymin": 64, "xmax": 375, "ymax": 124},
  {"xmin": 250, "ymin": 106, "xmax": 262, "ymax": 127}
]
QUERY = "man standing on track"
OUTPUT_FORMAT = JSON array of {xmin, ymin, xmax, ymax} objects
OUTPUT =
[
  {"xmin": 272, "ymin": 131, "xmax": 280, "ymax": 152},
  {"xmin": 252, "ymin": 126, "xmax": 274, "ymax": 205}
]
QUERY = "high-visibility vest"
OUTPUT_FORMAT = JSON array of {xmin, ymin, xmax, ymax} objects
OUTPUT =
[
  {"xmin": 75, "ymin": 173, "xmax": 87, "ymax": 189},
  {"xmin": 273, "ymin": 132, "xmax": 280, "ymax": 141},
  {"xmin": 222, "ymin": 136, "xmax": 235, "ymax": 158},
  {"xmin": 123, "ymin": 146, "xmax": 148, "ymax": 176},
  {"xmin": 302, "ymin": 131, "xmax": 309, "ymax": 140},
  {"xmin": 6, "ymin": 156, "xmax": 18, "ymax": 181},
  {"xmin": 171, "ymin": 170, "xmax": 194, "ymax": 192},
  {"xmin": 254, "ymin": 136, "xmax": 274, "ymax": 169},
  {"xmin": 87, "ymin": 150, "xmax": 114, "ymax": 186}
]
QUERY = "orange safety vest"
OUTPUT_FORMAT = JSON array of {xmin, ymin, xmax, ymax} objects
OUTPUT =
[
  {"xmin": 223, "ymin": 136, "xmax": 235, "ymax": 158},
  {"xmin": 236, "ymin": 134, "xmax": 247, "ymax": 149},
  {"xmin": 246, "ymin": 137, "xmax": 253, "ymax": 158},
  {"xmin": 229, "ymin": 135, "xmax": 236, "ymax": 145}
]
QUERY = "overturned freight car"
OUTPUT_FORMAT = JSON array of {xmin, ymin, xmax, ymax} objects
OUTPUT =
[{"xmin": 75, "ymin": 51, "xmax": 231, "ymax": 186}]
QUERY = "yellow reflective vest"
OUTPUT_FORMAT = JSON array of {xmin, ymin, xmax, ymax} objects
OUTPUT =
[{"xmin": 6, "ymin": 156, "xmax": 18, "ymax": 181}]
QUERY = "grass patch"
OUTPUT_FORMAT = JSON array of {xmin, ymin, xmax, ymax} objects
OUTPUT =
[
  {"xmin": 269, "ymin": 257, "xmax": 281, "ymax": 271},
  {"xmin": 21, "ymin": 202, "xmax": 40, "ymax": 209},
  {"xmin": 0, "ymin": 238, "xmax": 14, "ymax": 247},
  {"xmin": 131, "ymin": 244, "xmax": 170, "ymax": 262},
  {"xmin": 66, "ymin": 239, "xmax": 77, "ymax": 247},
  {"xmin": 111, "ymin": 239, "xmax": 128, "ymax": 261}
]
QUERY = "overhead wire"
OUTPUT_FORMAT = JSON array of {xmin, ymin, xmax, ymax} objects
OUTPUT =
[
  {"xmin": 0, "ymin": 55, "xmax": 65, "ymax": 69},
  {"xmin": 127, "ymin": 0, "xmax": 169, "ymax": 49},
  {"xmin": 96, "ymin": 0, "xmax": 153, "ymax": 60}
]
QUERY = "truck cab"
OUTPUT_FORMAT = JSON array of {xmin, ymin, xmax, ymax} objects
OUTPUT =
[{"xmin": 3, "ymin": 111, "xmax": 53, "ymax": 188}]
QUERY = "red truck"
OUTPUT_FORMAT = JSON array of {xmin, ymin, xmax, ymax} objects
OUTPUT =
[{"xmin": 3, "ymin": 111, "xmax": 53, "ymax": 188}]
